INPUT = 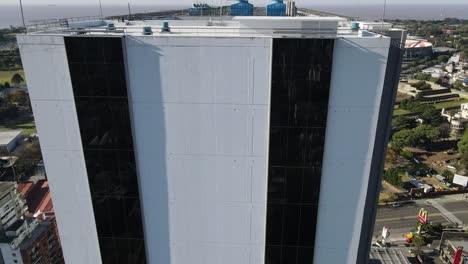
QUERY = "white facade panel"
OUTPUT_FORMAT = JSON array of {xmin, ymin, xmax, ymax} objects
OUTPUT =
[
  {"xmin": 125, "ymin": 36, "xmax": 271, "ymax": 264},
  {"xmin": 17, "ymin": 35, "xmax": 101, "ymax": 264},
  {"xmin": 314, "ymin": 37, "xmax": 391, "ymax": 264}
]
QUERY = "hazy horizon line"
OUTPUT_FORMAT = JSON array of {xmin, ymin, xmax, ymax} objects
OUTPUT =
[{"xmin": 1, "ymin": 3, "xmax": 467, "ymax": 6}]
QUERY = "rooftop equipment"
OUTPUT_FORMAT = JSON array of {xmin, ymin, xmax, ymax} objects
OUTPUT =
[
  {"xmin": 285, "ymin": 1, "xmax": 297, "ymax": 17},
  {"xmin": 143, "ymin": 26, "xmax": 153, "ymax": 35},
  {"xmin": 230, "ymin": 0, "xmax": 253, "ymax": 16},
  {"xmin": 189, "ymin": 2, "xmax": 211, "ymax": 16},
  {"xmin": 161, "ymin": 21, "xmax": 170, "ymax": 33},
  {"xmin": 266, "ymin": 0, "xmax": 286, "ymax": 16}
]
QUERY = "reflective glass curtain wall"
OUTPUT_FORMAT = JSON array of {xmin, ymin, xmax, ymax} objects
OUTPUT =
[
  {"xmin": 64, "ymin": 37, "xmax": 147, "ymax": 264},
  {"xmin": 265, "ymin": 38, "xmax": 334, "ymax": 264}
]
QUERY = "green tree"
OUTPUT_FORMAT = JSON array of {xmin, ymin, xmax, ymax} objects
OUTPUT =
[
  {"xmin": 413, "ymin": 124, "xmax": 440, "ymax": 144},
  {"xmin": 453, "ymin": 82, "xmax": 465, "ymax": 91},
  {"xmin": 461, "ymin": 51, "xmax": 468, "ymax": 61},
  {"xmin": 391, "ymin": 125, "xmax": 440, "ymax": 150},
  {"xmin": 12, "ymin": 139, "xmax": 42, "ymax": 179},
  {"xmin": 461, "ymin": 150, "xmax": 468, "ymax": 172},
  {"xmin": 415, "ymin": 92, "xmax": 425, "ymax": 99},
  {"xmin": 458, "ymin": 130, "xmax": 468, "ymax": 154},
  {"xmin": 414, "ymin": 73, "xmax": 431, "ymax": 81},
  {"xmin": 437, "ymin": 55, "xmax": 450, "ymax": 63},
  {"xmin": 411, "ymin": 234, "xmax": 427, "ymax": 248},
  {"xmin": 392, "ymin": 116, "xmax": 415, "ymax": 130},
  {"xmin": 421, "ymin": 222, "xmax": 443, "ymax": 234},
  {"xmin": 10, "ymin": 90, "xmax": 29, "ymax": 107},
  {"xmin": 413, "ymin": 81, "xmax": 431, "ymax": 90},
  {"xmin": 4, "ymin": 82, "xmax": 10, "ymax": 88},
  {"xmin": 392, "ymin": 129, "xmax": 416, "ymax": 150},
  {"xmin": 442, "ymin": 170, "xmax": 454, "ymax": 182},
  {"xmin": 439, "ymin": 123, "xmax": 452, "ymax": 138},
  {"xmin": 383, "ymin": 169, "xmax": 403, "ymax": 187},
  {"xmin": 10, "ymin": 73, "xmax": 24, "ymax": 85},
  {"xmin": 421, "ymin": 109, "xmax": 443, "ymax": 126}
]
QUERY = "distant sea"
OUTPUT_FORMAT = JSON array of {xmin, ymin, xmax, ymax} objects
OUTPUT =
[{"xmin": 0, "ymin": 4, "xmax": 467, "ymax": 29}]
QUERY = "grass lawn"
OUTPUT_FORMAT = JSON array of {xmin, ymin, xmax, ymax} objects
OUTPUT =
[
  {"xmin": 0, "ymin": 70, "xmax": 25, "ymax": 85},
  {"xmin": 0, "ymin": 121, "xmax": 36, "ymax": 135},
  {"xmin": 393, "ymin": 108, "xmax": 410, "ymax": 116},
  {"xmin": 432, "ymin": 99, "xmax": 468, "ymax": 109}
]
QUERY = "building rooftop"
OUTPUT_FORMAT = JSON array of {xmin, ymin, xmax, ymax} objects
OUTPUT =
[
  {"xmin": 19, "ymin": 221, "xmax": 50, "ymax": 250},
  {"xmin": 5, "ymin": 219, "xmax": 24, "ymax": 233},
  {"xmin": 18, "ymin": 180, "xmax": 54, "ymax": 216},
  {"xmin": 369, "ymin": 248, "xmax": 410, "ymax": 264},
  {"xmin": 448, "ymin": 240, "xmax": 468, "ymax": 254},
  {"xmin": 0, "ymin": 131, "xmax": 22, "ymax": 146},
  {"xmin": 405, "ymin": 39, "xmax": 433, "ymax": 49},
  {"xmin": 24, "ymin": 16, "xmax": 388, "ymax": 40},
  {"xmin": 0, "ymin": 182, "xmax": 15, "ymax": 197}
]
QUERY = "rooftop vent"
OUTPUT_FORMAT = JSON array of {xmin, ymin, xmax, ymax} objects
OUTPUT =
[
  {"xmin": 143, "ymin": 26, "xmax": 153, "ymax": 35},
  {"xmin": 107, "ymin": 23, "xmax": 115, "ymax": 30},
  {"xmin": 161, "ymin": 21, "xmax": 171, "ymax": 33},
  {"xmin": 351, "ymin": 22, "xmax": 360, "ymax": 32}
]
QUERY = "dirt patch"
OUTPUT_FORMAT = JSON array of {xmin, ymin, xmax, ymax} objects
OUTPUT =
[
  {"xmin": 385, "ymin": 149, "xmax": 411, "ymax": 170},
  {"xmin": 379, "ymin": 191, "xmax": 398, "ymax": 204},
  {"xmin": 405, "ymin": 147, "xmax": 460, "ymax": 172},
  {"xmin": 396, "ymin": 91, "xmax": 413, "ymax": 102}
]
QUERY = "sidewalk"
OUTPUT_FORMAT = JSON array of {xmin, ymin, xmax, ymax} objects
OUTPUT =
[{"xmin": 428, "ymin": 200, "xmax": 463, "ymax": 225}]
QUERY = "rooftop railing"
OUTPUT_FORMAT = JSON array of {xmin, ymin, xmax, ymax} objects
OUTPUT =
[{"xmin": 26, "ymin": 16, "xmax": 103, "ymax": 33}]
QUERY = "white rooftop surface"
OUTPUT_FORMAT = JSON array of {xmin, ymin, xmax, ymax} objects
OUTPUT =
[
  {"xmin": 27, "ymin": 16, "xmax": 386, "ymax": 39},
  {"xmin": 369, "ymin": 248, "xmax": 410, "ymax": 264},
  {"xmin": 0, "ymin": 130, "xmax": 22, "ymax": 145},
  {"xmin": 448, "ymin": 240, "xmax": 468, "ymax": 253}
]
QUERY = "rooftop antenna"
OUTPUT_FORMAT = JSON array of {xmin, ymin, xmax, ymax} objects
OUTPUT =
[
  {"xmin": 98, "ymin": 0, "xmax": 104, "ymax": 19},
  {"xmin": 128, "ymin": 2, "xmax": 132, "ymax": 20},
  {"xmin": 380, "ymin": 0, "xmax": 387, "ymax": 34},
  {"xmin": 19, "ymin": 0, "xmax": 26, "ymax": 28}
]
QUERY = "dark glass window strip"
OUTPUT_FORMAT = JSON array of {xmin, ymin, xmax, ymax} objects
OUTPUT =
[
  {"xmin": 64, "ymin": 37, "xmax": 147, "ymax": 264},
  {"xmin": 265, "ymin": 39, "xmax": 335, "ymax": 264}
]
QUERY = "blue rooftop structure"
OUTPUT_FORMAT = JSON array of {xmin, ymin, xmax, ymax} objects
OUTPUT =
[
  {"xmin": 266, "ymin": 0, "xmax": 286, "ymax": 16},
  {"xmin": 230, "ymin": 0, "xmax": 253, "ymax": 16},
  {"xmin": 189, "ymin": 3, "xmax": 210, "ymax": 16}
]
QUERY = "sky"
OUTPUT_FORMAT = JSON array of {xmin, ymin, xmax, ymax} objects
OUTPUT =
[{"xmin": 1, "ymin": 0, "xmax": 467, "ymax": 5}]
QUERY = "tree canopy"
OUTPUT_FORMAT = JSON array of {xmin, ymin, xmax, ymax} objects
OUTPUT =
[
  {"xmin": 458, "ymin": 129, "xmax": 468, "ymax": 154},
  {"xmin": 10, "ymin": 73, "xmax": 24, "ymax": 85},
  {"xmin": 392, "ymin": 115, "xmax": 415, "ymax": 130},
  {"xmin": 392, "ymin": 124, "xmax": 441, "ymax": 150}
]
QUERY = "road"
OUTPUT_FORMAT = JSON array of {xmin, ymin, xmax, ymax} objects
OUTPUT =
[
  {"xmin": 373, "ymin": 198, "xmax": 468, "ymax": 242},
  {"xmin": 434, "ymin": 200, "xmax": 468, "ymax": 225}
]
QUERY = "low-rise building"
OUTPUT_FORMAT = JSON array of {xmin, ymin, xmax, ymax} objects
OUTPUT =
[
  {"xmin": 442, "ymin": 103, "xmax": 468, "ymax": 130},
  {"xmin": 18, "ymin": 180, "xmax": 53, "ymax": 219},
  {"xmin": 0, "ymin": 181, "xmax": 64, "ymax": 264},
  {"xmin": 369, "ymin": 248, "xmax": 410, "ymax": 264},
  {"xmin": 440, "ymin": 232, "xmax": 468, "ymax": 264},
  {"xmin": 0, "ymin": 131, "xmax": 23, "ymax": 154},
  {"xmin": 404, "ymin": 39, "xmax": 433, "ymax": 59}
]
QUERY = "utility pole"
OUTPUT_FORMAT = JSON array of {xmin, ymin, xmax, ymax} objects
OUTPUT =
[
  {"xmin": 128, "ymin": 2, "xmax": 132, "ymax": 21},
  {"xmin": 98, "ymin": 0, "xmax": 104, "ymax": 19},
  {"xmin": 19, "ymin": 0, "xmax": 26, "ymax": 28},
  {"xmin": 380, "ymin": 0, "xmax": 387, "ymax": 34}
]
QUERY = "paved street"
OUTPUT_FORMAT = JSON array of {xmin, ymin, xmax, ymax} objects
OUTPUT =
[
  {"xmin": 373, "ymin": 197, "xmax": 468, "ymax": 243},
  {"xmin": 435, "ymin": 200, "xmax": 468, "ymax": 225}
]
